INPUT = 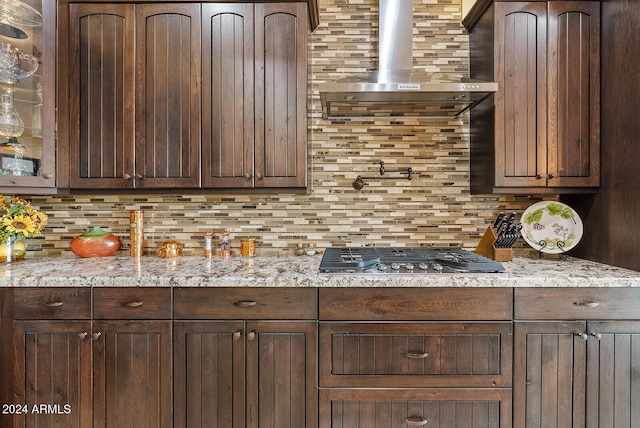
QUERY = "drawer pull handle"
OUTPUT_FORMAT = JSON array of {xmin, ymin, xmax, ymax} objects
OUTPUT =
[
  {"xmin": 92, "ymin": 332, "xmax": 102, "ymax": 340},
  {"xmin": 405, "ymin": 417, "xmax": 428, "ymax": 426},
  {"xmin": 234, "ymin": 300, "xmax": 257, "ymax": 308},
  {"xmin": 574, "ymin": 301, "xmax": 599, "ymax": 308},
  {"xmin": 233, "ymin": 330, "xmax": 242, "ymax": 340},
  {"xmin": 405, "ymin": 352, "xmax": 429, "ymax": 359},
  {"xmin": 247, "ymin": 331, "xmax": 256, "ymax": 341},
  {"xmin": 123, "ymin": 301, "xmax": 144, "ymax": 308},
  {"xmin": 44, "ymin": 301, "xmax": 63, "ymax": 307},
  {"xmin": 78, "ymin": 332, "xmax": 88, "ymax": 340}
]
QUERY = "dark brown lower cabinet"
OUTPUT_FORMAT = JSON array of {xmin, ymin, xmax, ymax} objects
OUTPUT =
[
  {"xmin": 514, "ymin": 288, "xmax": 640, "ymax": 428},
  {"xmin": 172, "ymin": 287, "xmax": 318, "ymax": 428},
  {"xmin": 318, "ymin": 288, "xmax": 514, "ymax": 428},
  {"xmin": 320, "ymin": 389, "xmax": 511, "ymax": 428},
  {"xmin": 2, "ymin": 288, "xmax": 172, "ymax": 428},
  {"xmin": 514, "ymin": 321, "xmax": 640, "ymax": 428},
  {"xmin": 174, "ymin": 320, "xmax": 317, "ymax": 428}
]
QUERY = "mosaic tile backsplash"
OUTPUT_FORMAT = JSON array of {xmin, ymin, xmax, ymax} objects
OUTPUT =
[{"xmin": 23, "ymin": 0, "xmax": 548, "ymax": 257}]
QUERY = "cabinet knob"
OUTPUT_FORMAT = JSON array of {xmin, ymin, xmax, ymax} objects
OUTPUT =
[
  {"xmin": 123, "ymin": 173, "xmax": 132, "ymax": 180},
  {"xmin": 548, "ymin": 173, "xmax": 555, "ymax": 179},
  {"xmin": 404, "ymin": 417, "xmax": 428, "ymax": 426},
  {"xmin": 233, "ymin": 330, "xmax": 242, "ymax": 341},
  {"xmin": 405, "ymin": 351, "xmax": 429, "ymax": 359},
  {"xmin": 122, "ymin": 301, "xmax": 144, "ymax": 308},
  {"xmin": 574, "ymin": 300, "xmax": 599, "ymax": 308},
  {"xmin": 576, "ymin": 333, "xmax": 589, "ymax": 341},
  {"xmin": 536, "ymin": 174, "xmax": 543, "ymax": 180},
  {"xmin": 42, "ymin": 172, "xmax": 54, "ymax": 179},
  {"xmin": 78, "ymin": 332, "xmax": 88, "ymax": 340},
  {"xmin": 91, "ymin": 332, "xmax": 102, "ymax": 341},
  {"xmin": 245, "ymin": 173, "xmax": 252, "ymax": 180},
  {"xmin": 255, "ymin": 173, "xmax": 263, "ymax": 180},
  {"xmin": 44, "ymin": 301, "xmax": 63, "ymax": 307},
  {"xmin": 247, "ymin": 330, "xmax": 256, "ymax": 341},
  {"xmin": 234, "ymin": 300, "xmax": 257, "ymax": 308},
  {"xmin": 135, "ymin": 173, "xmax": 143, "ymax": 179},
  {"xmin": 591, "ymin": 332, "xmax": 602, "ymax": 340}
]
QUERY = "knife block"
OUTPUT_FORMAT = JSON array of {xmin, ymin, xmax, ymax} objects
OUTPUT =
[{"xmin": 475, "ymin": 227, "xmax": 513, "ymax": 262}]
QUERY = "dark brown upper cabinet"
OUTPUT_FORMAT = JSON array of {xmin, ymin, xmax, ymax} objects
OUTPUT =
[
  {"xmin": 64, "ymin": 3, "xmax": 200, "ymax": 189},
  {"xmin": 59, "ymin": 1, "xmax": 309, "ymax": 192},
  {"xmin": 0, "ymin": 0, "xmax": 56, "ymax": 194},
  {"xmin": 466, "ymin": 1, "xmax": 600, "ymax": 194},
  {"xmin": 202, "ymin": 3, "xmax": 308, "ymax": 189}
]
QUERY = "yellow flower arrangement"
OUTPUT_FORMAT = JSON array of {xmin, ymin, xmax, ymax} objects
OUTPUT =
[{"xmin": 0, "ymin": 196, "xmax": 48, "ymax": 242}]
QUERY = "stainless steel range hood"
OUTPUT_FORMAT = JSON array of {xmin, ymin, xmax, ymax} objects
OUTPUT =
[{"xmin": 319, "ymin": 0, "xmax": 497, "ymax": 120}]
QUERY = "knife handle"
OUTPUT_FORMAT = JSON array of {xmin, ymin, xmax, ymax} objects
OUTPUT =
[{"xmin": 493, "ymin": 212, "xmax": 505, "ymax": 229}]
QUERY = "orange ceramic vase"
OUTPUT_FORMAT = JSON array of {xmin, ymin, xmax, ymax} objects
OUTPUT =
[{"xmin": 70, "ymin": 226, "xmax": 121, "ymax": 257}]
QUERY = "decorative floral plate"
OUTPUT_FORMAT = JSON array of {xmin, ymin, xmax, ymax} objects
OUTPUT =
[{"xmin": 521, "ymin": 201, "xmax": 584, "ymax": 254}]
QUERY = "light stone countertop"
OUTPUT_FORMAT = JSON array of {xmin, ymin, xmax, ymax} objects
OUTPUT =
[{"xmin": 1, "ymin": 254, "xmax": 640, "ymax": 288}]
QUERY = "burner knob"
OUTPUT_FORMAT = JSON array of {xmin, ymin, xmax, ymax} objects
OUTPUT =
[
  {"xmin": 405, "ymin": 263, "xmax": 415, "ymax": 271},
  {"xmin": 377, "ymin": 263, "xmax": 387, "ymax": 271},
  {"xmin": 391, "ymin": 263, "xmax": 401, "ymax": 271},
  {"xmin": 433, "ymin": 263, "xmax": 443, "ymax": 272},
  {"xmin": 418, "ymin": 263, "xmax": 429, "ymax": 271}
]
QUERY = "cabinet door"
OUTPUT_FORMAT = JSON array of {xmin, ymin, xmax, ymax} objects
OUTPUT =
[
  {"xmin": 11, "ymin": 320, "xmax": 92, "ymax": 428},
  {"xmin": 135, "ymin": 4, "xmax": 201, "ymax": 188},
  {"xmin": 586, "ymin": 321, "xmax": 640, "ymax": 428},
  {"xmin": 0, "ymin": 0, "xmax": 56, "ymax": 192},
  {"xmin": 546, "ymin": 1, "xmax": 600, "ymax": 188},
  {"xmin": 246, "ymin": 321, "xmax": 317, "ymax": 428},
  {"xmin": 494, "ymin": 2, "xmax": 548, "ymax": 188},
  {"xmin": 173, "ymin": 321, "xmax": 246, "ymax": 428},
  {"xmin": 92, "ymin": 320, "xmax": 172, "ymax": 428},
  {"xmin": 513, "ymin": 321, "xmax": 587, "ymax": 428},
  {"xmin": 254, "ymin": 3, "xmax": 307, "ymax": 188},
  {"xmin": 67, "ymin": 4, "xmax": 135, "ymax": 189},
  {"xmin": 201, "ymin": 3, "xmax": 255, "ymax": 188}
]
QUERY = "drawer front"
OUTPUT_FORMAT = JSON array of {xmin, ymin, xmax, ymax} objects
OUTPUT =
[
  {"xmin": 12, "ymin": 288, "xmax": 91, "ymax": 319},
  {"xmin": 515, "ymin": 288, "xmax": 640, "ymax": 320},
  {"xmin": 319, "ymin": 322, "xmax": 512, "ymax": 388},
  {"xmin": 173, "ymin": 288, "xmax": 317, "ymax": 319},
  {"xmin": 319, "ymin": 288, "xmax": 513, "ymax": 321},
  {"xmin": 93, "ymin": 288, "xmax": 171, "ymax": 319},
  {"xmin": 319, "ymin": 389, "xmax": 512, "ymax": 428}
]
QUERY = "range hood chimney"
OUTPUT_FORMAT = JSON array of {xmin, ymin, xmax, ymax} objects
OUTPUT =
[{"xmin": 319, "ymin": 0, "xmax": 497, "ymax": 120}]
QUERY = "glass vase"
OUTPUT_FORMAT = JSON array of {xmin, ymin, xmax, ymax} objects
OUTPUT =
[{"xmin": 0, "ymin": 235, "xmax": 26, "ymax": 262}]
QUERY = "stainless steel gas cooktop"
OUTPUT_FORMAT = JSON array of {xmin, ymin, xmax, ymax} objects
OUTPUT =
[{"xmin": 318, "ymin": 247, "xmax": 505, "ymax": 274}]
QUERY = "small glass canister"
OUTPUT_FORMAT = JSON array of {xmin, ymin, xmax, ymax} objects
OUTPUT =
[
  {"xmin": 240, "ymin": 239, "xmax": 256, "ymax": 257},
  {"xmin": 203, "ymin": 232, "xmax": 213, "ymax": 258}
]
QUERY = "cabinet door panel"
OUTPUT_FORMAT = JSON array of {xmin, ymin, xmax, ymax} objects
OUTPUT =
[
  {"xmin": 135, "ymin": 4, "xmax": 201, "ymax": 188},
  {"xmin": 254, "ymin": 3, "xmax": 307, "ymax": 188},
  {"xmin": 93, "ymin": 320, "xmax": 172, "ymax": 428},
  {"xmin": 586, "ymin": 321, "xmax": 640, "ymax": 428},
  {"xmin": 547, "ymin": 2, "xmax": 600, "ymax": 187},
  {"xmin": 202, "ymin": 3, "xmax": 255, "ymax": 188},
  {"xmin": 173, "ymin": 321, "xmax": 245, "ymax": 428},
  {"xmin": 68, "ymin": 4, "xmax": 135, "ymax": 188},
  {"xmin": 494, "ymin": 2, "xmax": 547, "ymax": 187},
  {"xmin": 11, "ymin": 321, "xmax": 92, "ymax": 428},
  {"xmin": 320, "ymin": 322, "xmax": 512, "ymax": 388},
  {"xmin": 246, "ymin": 321, "xmax": 317, "ymax": 428},
  {"xmin": 513, "ymin": 321, "xmax": 586, "ymax": 428},
  {"xmin": 320, "ymin": 389, "xmax": 510, "ymax": 428}
]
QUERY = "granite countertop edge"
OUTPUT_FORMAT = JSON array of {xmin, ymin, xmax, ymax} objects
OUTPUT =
[{"xmin": 1, "ymin": 255, "xmax": 640, "ymax": 288}]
